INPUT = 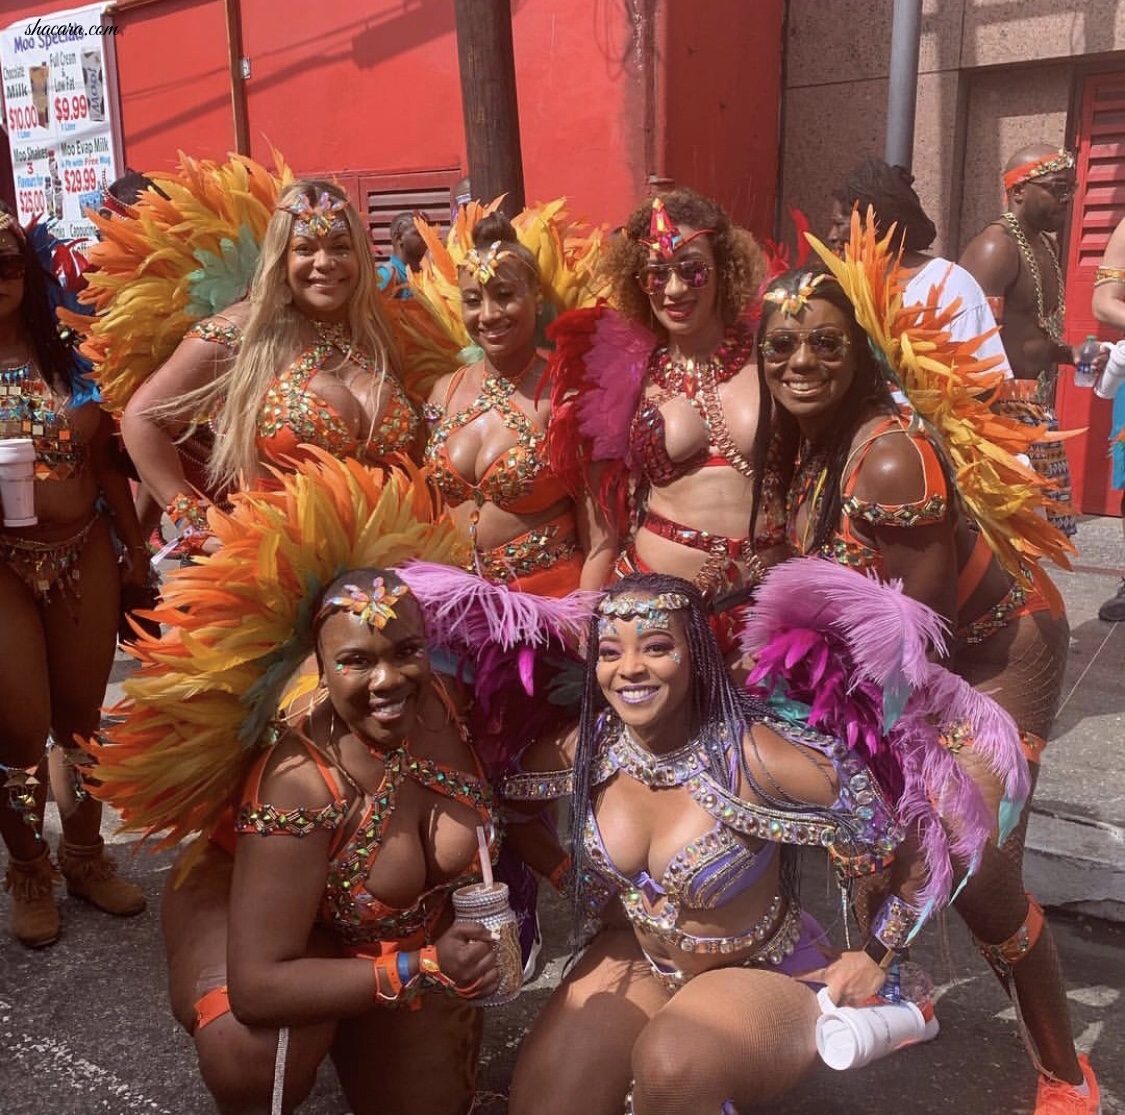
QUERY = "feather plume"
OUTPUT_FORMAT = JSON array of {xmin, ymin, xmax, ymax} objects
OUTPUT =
[
  {"xmin": 744, "ymin": 558, "xmax": 1027, "ymax": 907},
  {"xmin": 86, "ymin": 450, "xmax": 466, "ymax": 866},
  {"xmin": 806, "ymin": 211, "xmax": 1075, "ymax": 607},
  {"xmin": 57, "ymin": 149, "xmax": 292, "ymax": 412}
]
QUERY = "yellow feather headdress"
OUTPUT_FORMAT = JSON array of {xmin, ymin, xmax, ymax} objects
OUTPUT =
[
  {"xmin": 87, "ymin": 450, "xmax": 466, "ymax": 868},
  {"xmin": 806, "ymin": 211, "xmax": 1075, "ymax": 607},
  {"xmin": 385, "ymin": 196, "xmax": 609, "ymax": 382}
]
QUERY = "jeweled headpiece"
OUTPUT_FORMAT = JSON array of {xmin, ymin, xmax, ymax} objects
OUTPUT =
[
  {"xmin": 0, "ymin": 212, "xmax": 26, "ymax": 243},
  {"xmin": 1003, "ymin": 149, "xmax": 1075, "ymax": 193},
  {"xmin": 460, "ymin": 240, "xmax": 535, "ymax": 285},
  {"xmin": 280, "ymin": 190, "xmax": 350, "ymax": 238},
  {"xmin": 639, "ymin": 198, "xmax": 712, "ymax": 261},
  {"xmin": 316, "ymin": 576, "xmax": 411, "ymax": 631},
  {"xmin": 597, "ymin": 591, "xmax": 691, "ymax": 634},
  {"xmin": 762, "ymin": 269, "xmax": 833, "ymax": 318}
]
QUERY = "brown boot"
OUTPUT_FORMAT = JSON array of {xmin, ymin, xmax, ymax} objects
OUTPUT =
[
  {"xmin": 4, "ymin": 846, "xmax": 61, "ymax": 948},
  {"xmin": 57, "ymin": 838, "xmax": 146, "ymax": 917}
]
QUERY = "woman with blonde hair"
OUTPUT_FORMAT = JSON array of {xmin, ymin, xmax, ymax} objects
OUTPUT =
[{"xmin": 121, "ymin": 179, "xmax": 420, "ymax": 539}]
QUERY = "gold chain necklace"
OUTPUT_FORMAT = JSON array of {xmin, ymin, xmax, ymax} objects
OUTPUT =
[{"xmin": 1000, "ymin": 212, "xmax": 1065, "ymax": 344}]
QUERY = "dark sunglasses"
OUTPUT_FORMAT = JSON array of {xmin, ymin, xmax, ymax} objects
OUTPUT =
[
  {"xmin": 759, "ymin": 327, "xmax": 850, "ymax": 362},
  {"xmin": 1029, "ymin": 179, "xmax": 1075, "ymax": 202},
  {"xmin": 0, "ymin": 256, "xmax": 26, "ymax": 281},
  {"xmin": 635, "ymin": 258, "xmax": 712, "ymax": 294}
]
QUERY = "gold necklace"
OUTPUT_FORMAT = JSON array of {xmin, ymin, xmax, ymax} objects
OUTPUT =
[{"xmin": 1000, "ymin": 212, "xmax": 1065, "ymax": 344}]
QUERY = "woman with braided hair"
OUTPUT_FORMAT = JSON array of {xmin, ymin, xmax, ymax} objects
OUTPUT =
[
  {"xmin": 756, "ymin": 262, "xmax": 1100, "ymax": 1114},
  {"xmin": 506, "ymin": 571, "xmax": 1000, "ymax": 1115}
]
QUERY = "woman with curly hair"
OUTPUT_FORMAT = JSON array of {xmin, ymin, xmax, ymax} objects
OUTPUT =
[
  {"xmin": 595, "ymin": 189, "xmax": 782, "ymax": 647},
  {"xmin": 121, "ymin": 179, "xmax": 420, "ymax": 543},
  {"xmin": 0, "ymin": 204, "xmax": 148, "ymax": 947}
]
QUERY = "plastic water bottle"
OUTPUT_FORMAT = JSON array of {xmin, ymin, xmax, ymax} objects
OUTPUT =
[{"xmin": 1075, "ymin": 335, "xmax": 1100, "ymax": 388}]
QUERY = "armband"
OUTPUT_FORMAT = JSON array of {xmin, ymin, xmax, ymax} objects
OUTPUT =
[{"xmin": 1094, "ymin": 265, "xmax": 1125, "ymax": 287}]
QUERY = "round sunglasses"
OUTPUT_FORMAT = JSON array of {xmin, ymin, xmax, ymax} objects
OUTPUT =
[
  {"xmin": 635, "ymin": 258, "xmax": 713, "ymax": 295},
  {"xmin": 759, "ymin": 327, "xmax": 850, "ymax": 362}
]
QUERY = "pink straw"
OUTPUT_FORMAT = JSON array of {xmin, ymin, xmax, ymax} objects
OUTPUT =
[{"xmin": 477, "ymin": 826, "xmax": 493, "ymax": 889}]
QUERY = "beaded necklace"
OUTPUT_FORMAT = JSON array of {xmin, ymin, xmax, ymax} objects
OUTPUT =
[
  {"xmin": 0, "ymin": 361, "xmax": 85, "ymax": 480},
  {"xmin": 647, "ymin": 322, "xmax": 757, "ymax": 480},
  {"xmin": 999, "ymin": 212, "xmax": 1065, "ymax": 344},
  {"xmin": 612, "ymin": 721, "xmax": 731, "ymax": 788}
]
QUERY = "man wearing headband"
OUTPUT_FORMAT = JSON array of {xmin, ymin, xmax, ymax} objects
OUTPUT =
[
  {"xmin": 1091, "ymin": 215, "xmax": 1125, "ymax": 622},
  {"xmin": 960, "ymin": 143, "xmax": 1101, "ymax": 538}
]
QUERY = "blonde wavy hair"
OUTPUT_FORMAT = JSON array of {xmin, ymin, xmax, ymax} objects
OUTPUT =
[{"xmin": 202, "ymin": 179, "xmax": 400, "ymax": 490}]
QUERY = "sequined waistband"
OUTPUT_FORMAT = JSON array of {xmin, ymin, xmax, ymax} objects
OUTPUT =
[{"xmin": 471, "ymin": 511, "xmax": 578, "ymax": 584}]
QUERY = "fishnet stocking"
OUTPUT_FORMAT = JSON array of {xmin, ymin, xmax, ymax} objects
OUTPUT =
[{"xmin": 630, "ymin": 967, "xmax": 820, "ymax": 1114}]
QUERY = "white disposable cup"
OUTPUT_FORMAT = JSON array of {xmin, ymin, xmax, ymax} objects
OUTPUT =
[
  {"xmin": 0, "ymin": 438, "xmax": 37, "ymax": 527},
  {"xmin": 815, "ymin": 987, "xmax": 940, "ymax": 1071},
  {"xmin": 1094, "ymin": 340, "xmax": 1125, "ymax": 400}
]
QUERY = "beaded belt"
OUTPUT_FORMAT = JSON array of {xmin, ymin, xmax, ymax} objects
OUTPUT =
[
  {"xmin": 471, "ymin": 512, "xmax": 578, "ymax": 584},
  {"xmin": 957, "ymin": 580, "xmax": 1027, "ymax": 645},
  {"xmin": 634, "ymin": 898, "xmax": 803, "ymax": 993},
  {"xmin": 638, "ymin": 510, "xmax": 765, "ymax": 592}
]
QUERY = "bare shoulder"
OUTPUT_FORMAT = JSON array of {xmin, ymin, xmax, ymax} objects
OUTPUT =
[
  {"xmin": 213, "ymin": 299, "xmax": 252, "ymax": 329},
  {"xmin": 739, "ymin": 721, "xmax": 839, "ymax": 808},
  {"xmin": 849, "ymin": 421, "xmax": 935, "ymax": 507},
  {"xmin": 959, "ymin": 224, "xmax": 1019, "ymax": 293},
  {"xmin": 254, "ymin": 731, "xmax": 339, "ymax": 812}
]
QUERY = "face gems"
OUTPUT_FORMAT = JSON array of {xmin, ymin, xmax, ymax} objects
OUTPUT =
[
  {"xmin": 316, "ymin": 576, "xmax": 410, "ymax": 631},
  {"xmin": 280, "ymin": 190, "xmax": 349, "ymax": 238},
  {"xmin": 668, "ymin": 650, "xmax": 682, "ymax": 664},
  {"xmin": 596, "ymin": 591, "xmax": 690, "ymax": 635}
]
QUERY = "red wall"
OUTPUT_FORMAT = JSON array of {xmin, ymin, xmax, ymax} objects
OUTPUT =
[{"xmin": 1, "ymin": 0, "xmax": 782, "ymax": 232}]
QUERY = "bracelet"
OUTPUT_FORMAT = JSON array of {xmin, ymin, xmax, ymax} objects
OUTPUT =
[
  {"xmin": 418, "ymin": 944, "xmax": 458, "ymax": 994},
  {"xmin": 372, "ymin": 955, "xmax": 404, "ymax": 1003},
  {"xmin": 870, "ymin": 894, "xmax": 924, "ymax": 958},
  {"xmin": 165, "ymin": 492, "xmax": 209, "ymax": 531}
]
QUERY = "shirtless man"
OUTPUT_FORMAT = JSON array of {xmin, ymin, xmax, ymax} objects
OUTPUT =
[
  {"xmin": 960, "ymin": 144, "xmax": 1106, "ymax": 538},
  {"xmin": 1091, "ymin": 216, "xmax": 1125, "ymax": 621}
]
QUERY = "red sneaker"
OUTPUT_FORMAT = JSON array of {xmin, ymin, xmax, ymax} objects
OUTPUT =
[{"xmin": 1034, "ymin": 1056, "xmax": 1101, "ymax": 1115}]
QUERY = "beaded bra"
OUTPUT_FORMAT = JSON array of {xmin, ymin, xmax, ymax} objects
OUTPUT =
[{"xmin": 0, "ymin": 363, "xmax": 88, "ymax": 481}]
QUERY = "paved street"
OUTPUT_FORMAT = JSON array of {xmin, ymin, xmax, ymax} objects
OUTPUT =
[{"xmin": 2, "ymin": 513, "xmax": 1123, "ymax": 1115}]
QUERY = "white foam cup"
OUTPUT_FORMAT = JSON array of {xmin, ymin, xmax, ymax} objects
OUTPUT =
[
  {"xmin": 815, "ymin": 987, "xmax": 940, "ymax": 1071},
  {"xmin": 0, "ymin": 438, "xmax": 37, "ymax": 527},
  {"xmin": 1094, "ymin": 341, "xmax": 1125, "ymax": 400}
]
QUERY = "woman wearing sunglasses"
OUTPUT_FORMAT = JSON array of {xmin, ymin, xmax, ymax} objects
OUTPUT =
[
  {"xmin": 593, "ymin": 189, "xmax": 780, "ymax": 650},
  {"xmin": 0, "ymin": 206, "xmax": 148, "ymax": 947},
  {"xmin": 756, "ymin": 264, "xmax": 1099, "ymax": 1115}
]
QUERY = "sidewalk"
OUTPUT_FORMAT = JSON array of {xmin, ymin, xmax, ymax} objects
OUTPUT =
[{"xmin": 1027, "ymin": 514, "xmax": 1125, "ymax": 921}]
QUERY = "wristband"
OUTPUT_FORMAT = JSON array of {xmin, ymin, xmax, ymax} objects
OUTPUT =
[
  {"xmin": 372, "ymin": 954, "xmax": 404, "ymax": 1003},
  {"xmin": 862, "ymin": 935, "xmax": 899, "ymax": 971},
  {"xmin": 165, "ymin": 492, "xmax": 209, "ymax": 531},
  {"xmin": 868, "ymin": 894, "xmax": 924, "ymax": 969}
]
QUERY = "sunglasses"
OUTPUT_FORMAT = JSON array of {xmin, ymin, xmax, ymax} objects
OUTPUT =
[
  {"xmin": 1029, "ymin": 179, "xmax": 1075, "ymax": 202},
  {"xmin": 759, "ymin": 327, "xmax": 850, "ymax": 362},
  {"xmin": 0, "ymin": 256, "xmax": 26, "ymax": 281},
  {"xmin": 635, "ymin": 258, "xmax": 713, "ymax": 294}
]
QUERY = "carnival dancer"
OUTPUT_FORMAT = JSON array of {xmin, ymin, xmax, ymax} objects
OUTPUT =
[
  {"xmin": 507, "ymin": 571, "xmax": 1024, "ymax": 1115},
  {"xmin": 117, "ymin": 178, "xmax": 420, "ymax": 546},
  {"xmin": 961, "ymin": 145, "xmax": 1107, "ymax": 539},
  {"xmin": 88, "ymin": 452, "xmax": 592, "ymax": 1115},
  {"xmin": 548, "ymin": 190, "xmax": 784, "ymax": 653},
  {"xmin": 0, "ymin": 206, "xmax": 148, "ymax": 947},
  {"xmin": 757, "ymin": 230, "xmax": 1100, "ymax": 1114},
  {"xmin": 422, "ymin": 210, "xmax": 613, "ymax": 593}
]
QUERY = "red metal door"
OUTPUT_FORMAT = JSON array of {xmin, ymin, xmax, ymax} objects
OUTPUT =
[{"xmin": 1060, "ymin": 70, "xmax": 1125, "ymax": 517}]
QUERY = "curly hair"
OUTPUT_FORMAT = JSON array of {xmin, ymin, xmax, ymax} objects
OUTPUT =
[
  {"xmin": 0, "ymin": 200, "xmax": 78, "ymax": 396},
  {"xmin": 601, "ymin": 188, "xmax": 765, "ymax": 329},
  {"xmin": 832, "ymin": 158, "xmax": 937, "ymax": 253},
  {"xmin": 753, "ymin": 268, "xmax": 899, "ymax": 554}
]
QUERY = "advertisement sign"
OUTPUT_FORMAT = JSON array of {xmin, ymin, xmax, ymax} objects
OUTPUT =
[{"xmin": 1, "ymin": 3, "xmax": 121, "ymax": 240}]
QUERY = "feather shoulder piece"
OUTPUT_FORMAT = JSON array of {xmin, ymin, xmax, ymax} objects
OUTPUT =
[
  {"xmin": 742, "ymin": 558, "xmax": 1028, "ymax": 910},
  {"xmin": 57, "ymin": 149, "xmax": 292, "ymax": 412},
  {"xmin": 806, "ymin": 212, "xmax": 1074, "ymax": 607},
  {"xmin": 87, "ymin": 449, "xmax": 466, "ymax": 866},
  {"xmin": 544, "ymin": 303, "xmax": 655, "ymax": 520}
]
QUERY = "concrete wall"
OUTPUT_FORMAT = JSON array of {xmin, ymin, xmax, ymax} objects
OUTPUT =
[{"xmin": 781, "ymin": 0, "xmax": 1125, "ymax": 255}]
